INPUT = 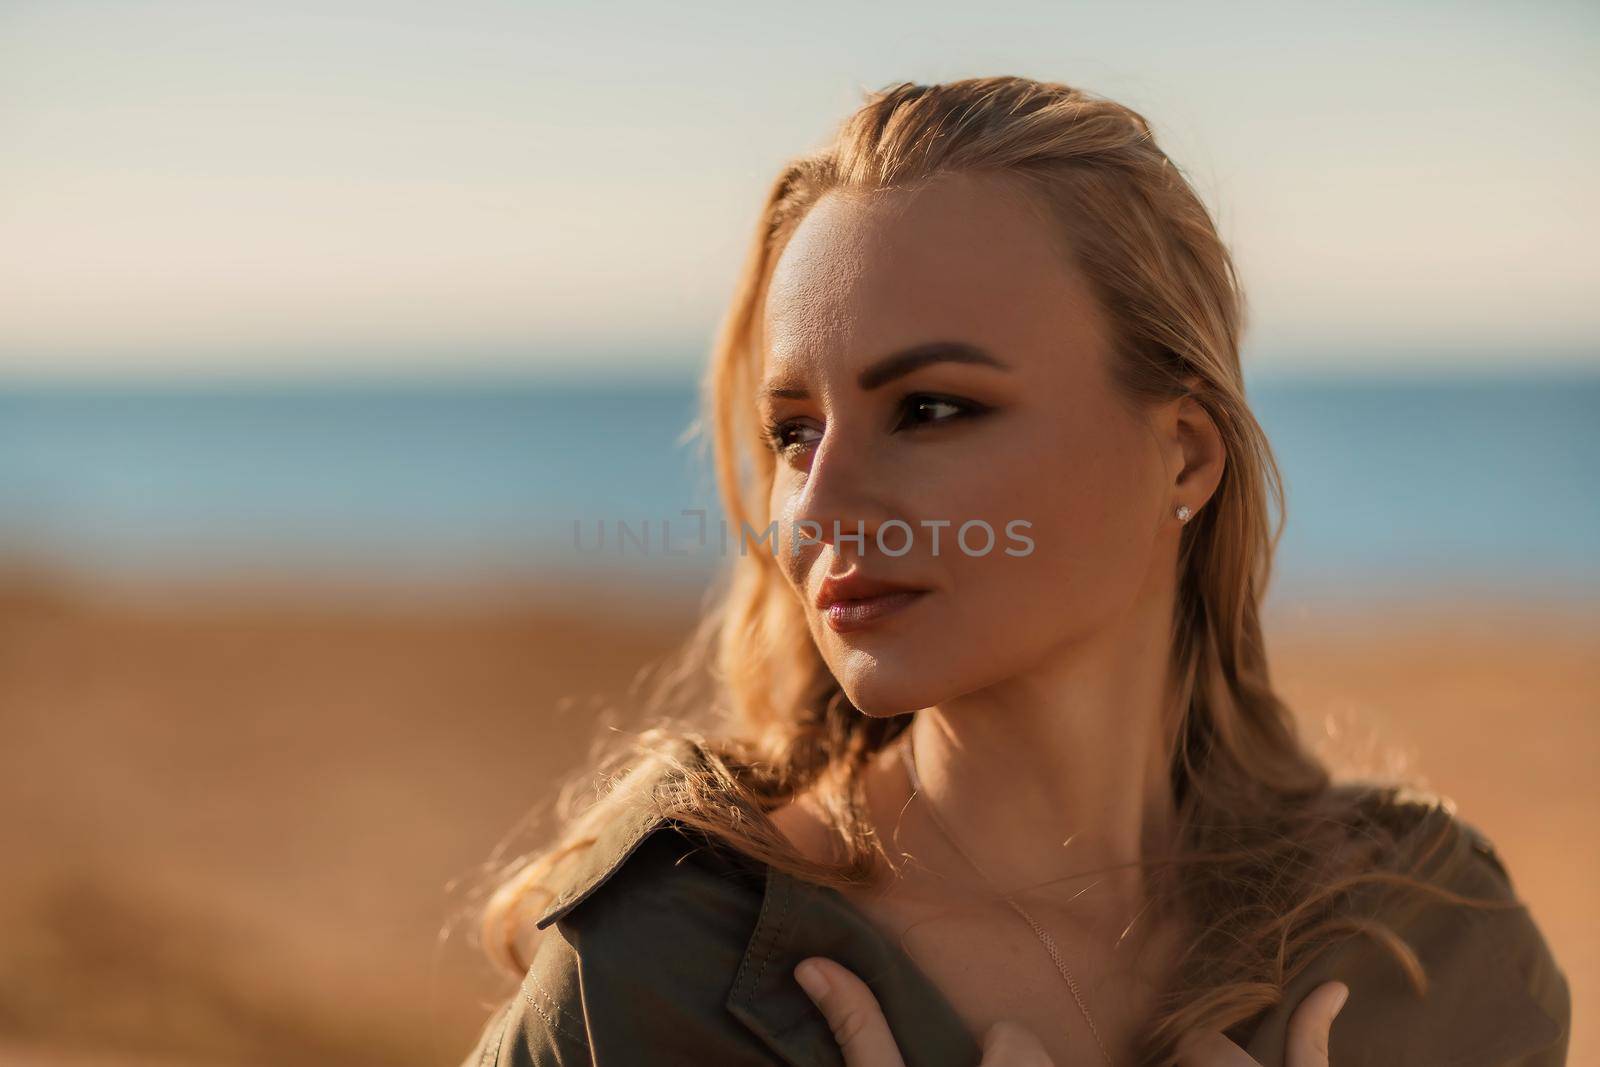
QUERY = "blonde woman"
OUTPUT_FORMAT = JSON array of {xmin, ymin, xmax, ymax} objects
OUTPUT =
[{"xmin": 460, "ymin": 76, "xmax": 1569, "ymax": 1066}]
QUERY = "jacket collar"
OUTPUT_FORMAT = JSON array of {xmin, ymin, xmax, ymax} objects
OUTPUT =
[
  {"xmin": 533, "ymin": 791, "xmax": 669, "ymax": 930},
  {"xmin": 528, "ymin": 782, "xmax": 979, "ymax": 1065}
]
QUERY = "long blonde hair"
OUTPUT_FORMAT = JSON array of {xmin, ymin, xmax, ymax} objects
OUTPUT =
[{"xmin": 472, "ymin": 76, "xmax": 1515, "ymax": 1064}]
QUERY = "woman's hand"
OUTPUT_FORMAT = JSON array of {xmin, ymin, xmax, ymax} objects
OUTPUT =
[{"xmin": 794, "ymin": 956, "xmax": 1350, "ymax": 1067}]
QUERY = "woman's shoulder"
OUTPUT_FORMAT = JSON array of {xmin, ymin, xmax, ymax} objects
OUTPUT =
[
  {"xmin": 543, "ymin": 813, "xmax": 770, "ymax": 942},
  {"xmin": 1239, "ymin": 782, "xmax": 1572, "ymax": 1066},
  {"xmin": 462, "ymin": 813, "xmax": 784, "ymax": 1067},
  {"xmin": 1334, "ymin": 781, "xmax": 1551, "ymax": 921},
  {"xmin": 1328, "ymin": 780, "xmax": 1502, "ymax": 879}
]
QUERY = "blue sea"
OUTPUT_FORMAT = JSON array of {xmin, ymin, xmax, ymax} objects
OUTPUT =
[{"xmin": 0, "ymin": 370, "xmax": 1595, "ymax": 602}]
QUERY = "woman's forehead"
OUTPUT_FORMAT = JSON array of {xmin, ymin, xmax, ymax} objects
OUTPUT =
[
  {"xmin": 766, "ymin": 178, "xmax": 1067, "ymax": 309},
  {"xmin": 760, "ymin": 179, "xmax": 1105, "ymax": 385}
]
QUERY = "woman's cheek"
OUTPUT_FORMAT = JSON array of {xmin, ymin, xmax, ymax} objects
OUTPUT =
[{"xmin": 769, "ymin": 482, "xmax": 813, "ymax": 582}]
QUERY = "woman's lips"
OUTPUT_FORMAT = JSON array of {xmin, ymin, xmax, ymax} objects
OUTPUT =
[{"xmin": 823, "ymin": 590, "xmax": 929, "ymax": 633}]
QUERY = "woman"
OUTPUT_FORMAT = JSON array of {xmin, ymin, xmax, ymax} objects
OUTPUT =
[{"xmin": 460, "ymin": 76, "xmax": 1569, "ymax": 1066}]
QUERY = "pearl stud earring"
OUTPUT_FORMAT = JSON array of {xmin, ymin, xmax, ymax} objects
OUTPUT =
[{"xmin": 1175, "ymin": 505, "xmax": 1192, "ymax": 523}]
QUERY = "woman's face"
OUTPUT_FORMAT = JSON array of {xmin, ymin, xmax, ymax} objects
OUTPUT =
[{"xmin": 759, "ymin": 171, "xmax": 1189, "ymax": 716}]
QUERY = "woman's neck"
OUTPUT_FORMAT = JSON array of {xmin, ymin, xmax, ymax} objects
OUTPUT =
[{"xmin": 888, "ymin": 610, "xmax": 1182, "ymax": 921}]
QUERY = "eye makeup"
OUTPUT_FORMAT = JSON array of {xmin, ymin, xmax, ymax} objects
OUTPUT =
[{"xmin": 759, "ymin": 391, "xmax": 993, "ymax": 457}]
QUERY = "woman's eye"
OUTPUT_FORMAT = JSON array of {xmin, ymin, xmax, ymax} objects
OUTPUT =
[
  {"xmin": 762, "ymin": 420, "xmax": 821, "ymax": 455},
  {"xmin": 761, "ymin": 394, "xmax": 988, "ymax": 457},
  {"xmin": 893, "ymin": 393, "xmax": 987, "ymax": 432}
]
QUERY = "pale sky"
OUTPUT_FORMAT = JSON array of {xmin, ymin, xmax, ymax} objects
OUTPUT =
[{"xmin": 2, "ymin": 0, "xmax": 1596, "ymax": 379}]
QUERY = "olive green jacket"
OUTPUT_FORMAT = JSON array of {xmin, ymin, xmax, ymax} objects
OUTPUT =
[{"xmin": 460, "ymin": 788, "xmax": 1570, "ymax": 1066}]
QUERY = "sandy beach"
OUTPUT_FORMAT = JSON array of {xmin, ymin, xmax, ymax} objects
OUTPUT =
[{"xmin": 0, "ymin": 572, "xmax": 1592, "ymax": 1066}]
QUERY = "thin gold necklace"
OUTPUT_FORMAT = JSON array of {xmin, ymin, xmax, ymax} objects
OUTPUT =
[{"xmin": 899, "ymin": 728, "xmax": 1119, "ymax": 1067}]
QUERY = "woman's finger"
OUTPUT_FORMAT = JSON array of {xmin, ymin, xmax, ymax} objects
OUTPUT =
[
  {"xmin": 1175, "ymin": 980, "xmax": 1351, "ymax": 1067},
  {"xmin": 794, "ymin": 957, "xmax": 907, "ymax": 1067},
  {"xmin": 1285, "ymin": 981, "xmax": 1349, "ymax": 1067},
  {"xmin": 978, "ymin": 1019, "xmax": 1056, "ymax": 1066}
]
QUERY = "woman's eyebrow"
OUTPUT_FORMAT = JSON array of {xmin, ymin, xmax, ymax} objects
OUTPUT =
[{"xmin": 760, "ymin": 341, "xmax": 1011, "ymax": 400}]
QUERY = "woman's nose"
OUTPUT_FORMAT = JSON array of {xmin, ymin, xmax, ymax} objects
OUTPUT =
[{"xmin": 787, "ymin": 436, "xmax": 896, "ymax": 559}]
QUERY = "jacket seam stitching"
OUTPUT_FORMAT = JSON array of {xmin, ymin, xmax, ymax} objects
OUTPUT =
[
  {"xmin": 526, "ymin": 966, "xmax": 587, "ymax": 1038},
  {"xmin": 522, "ymin": 972, "xmax": 591, "ymax": 1049},
  {"xmin": 746, "ymin": 872, "xmax": 794, "ymax": 1004}
]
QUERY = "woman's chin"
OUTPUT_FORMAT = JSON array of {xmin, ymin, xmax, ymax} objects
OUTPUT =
[{"xmin": 834, "ymin": 673, "xmax": 950, "ymax": 719}]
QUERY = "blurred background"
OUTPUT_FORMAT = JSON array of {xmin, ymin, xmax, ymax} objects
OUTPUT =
[{"xmin": 1, "ymin": 2, "xmax": 1595, "ymax": 1064}]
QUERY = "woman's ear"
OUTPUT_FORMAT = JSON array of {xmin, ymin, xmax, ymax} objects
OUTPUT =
[{"xmin": 1168, "ymin": 385, "xmax": 1225, "ymax": 511}]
